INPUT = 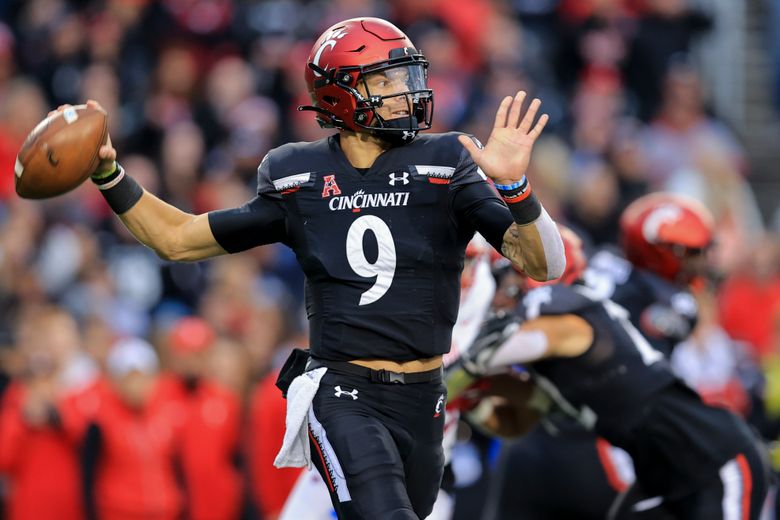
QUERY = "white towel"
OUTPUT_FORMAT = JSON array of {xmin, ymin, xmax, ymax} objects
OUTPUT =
[{"xmin": 274, "ymin": 367, "xmax": 328, "ymax": 469}]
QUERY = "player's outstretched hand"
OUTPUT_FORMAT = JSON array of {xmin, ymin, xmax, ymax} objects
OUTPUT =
[
  {"xmin": 458, "ymin": 91, "xmax": 548, "ymax": 185},
  {"xmin": 48, "ymin": 99, "xmax": 117, "ymax": 177}
]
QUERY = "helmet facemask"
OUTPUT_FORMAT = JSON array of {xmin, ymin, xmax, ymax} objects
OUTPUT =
[
  {"xmin": 304, "ymin": 48, "xmax": 433, "ymax": 145},
  {"xmin": 668, "ymin": 243, "xmax": 713, "ymax": 286},
  {"xmin": 352, "ymin": 55, "xmax": 433, "ymax": 144}
]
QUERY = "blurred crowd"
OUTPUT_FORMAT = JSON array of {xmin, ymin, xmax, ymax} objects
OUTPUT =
[{"xmin": 0, "ymin": 0, "xmax": 778, "ymax": 519}]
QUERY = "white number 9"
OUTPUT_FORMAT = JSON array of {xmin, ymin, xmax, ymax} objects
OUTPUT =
[{"xmin": 346, "ymin": 215, "xmax": 397, "ymax": 305}]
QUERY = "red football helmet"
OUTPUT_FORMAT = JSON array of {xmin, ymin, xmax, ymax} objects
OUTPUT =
[
  {"xmin": 299, "ymin": 18, "xmax": 433, "ymax": 144},
  {"xmin": 525, "ymin": 225, "xmax": 587, "ymax": 289},
  {"xmin": 620, "ymin": 193, "xmax": 714, "ymax": 283}
]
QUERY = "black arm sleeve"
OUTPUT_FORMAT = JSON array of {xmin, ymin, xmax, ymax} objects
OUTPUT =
[
  {"xmin": 451, "ymin": 181, "xmax": 514, "ymax": 252},
  {"xmin": 207, "ymin": 194, "xmax": 288, "ymax": 254}
]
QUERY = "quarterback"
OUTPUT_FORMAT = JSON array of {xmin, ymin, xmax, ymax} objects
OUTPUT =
[{"xmin": 61, "ymin": 17, "xmax": 565, "ymax": 520}]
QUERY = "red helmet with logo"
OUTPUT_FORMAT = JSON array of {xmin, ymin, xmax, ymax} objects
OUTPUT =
[
  {"xmin": 299, "ymin": 18, "xmax": 433, "ymax": 144},
  {"xmin": 620, "ymin": 193, "xmax": 714, "ymax": 282},
  {"xmin": 525, "ymin": 225, "xmax": 587, "ymax": 289}
]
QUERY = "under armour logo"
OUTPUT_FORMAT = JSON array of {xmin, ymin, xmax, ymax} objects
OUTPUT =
[
  {"xmin": 388, "ymin": 172, "xmax": 409, "ymax": 186},
  {"xmin": 334, "ymin": 386, "xmax": 358, "ymax": 400},
  {"xmin": 402, "ymin": 131, "xmax": 416, "ymax": 141}
]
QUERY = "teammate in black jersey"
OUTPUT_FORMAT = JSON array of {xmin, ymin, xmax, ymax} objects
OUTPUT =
[
  {"xmin": 452, "ymin": 228, "xmax": 634, "ymax": 520},
  {"xmin": 488, "ymin": 194, "xmax": 717, "ymax": 518},
  {"xmin": 53, "ymin": 16, "xmax": 567, "ymax": 520},
  {"xmin": 451, "ymin": 226, "xmax": 768, "ymax": 519}
]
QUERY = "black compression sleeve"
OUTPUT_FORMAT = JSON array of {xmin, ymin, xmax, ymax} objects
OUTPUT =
[
  {"xmin": 208, "ymin": 195, "xmax": 288, "ymax": 253},
  {"xmin": 451, "ymin": 182, "xmax": 514, "ymax": 251}
]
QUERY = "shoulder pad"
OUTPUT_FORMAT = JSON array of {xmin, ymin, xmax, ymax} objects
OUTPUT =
[
  {"xmin": 518, "ymin": 284, "xmax": 599, "ymax": 320},
  {"xmin": 634, "ymin": 270, "xmax": 698, "ymax": 318},
  {"xmin": 389, "ymin": 132, "xmax": 486, "ymax": 186},
  {"xmin": 416, "ymin": 132, "xmax": 487, "ymax": 187},
  {"xmin": 256, "ymin": 139, "xmax": 331, "ymax": 194},
  {"xmin": 411, "ymin": 132, "xmax": 467, "ymax": 164},
  {"xmin": 589, "ymin": 248, "xmax": 633, "ymax": 284}
]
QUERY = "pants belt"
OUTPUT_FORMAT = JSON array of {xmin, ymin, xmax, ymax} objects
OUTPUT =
[{"xmin": 309, "ymin": 358, "xmax": 442, "ymax": 384}]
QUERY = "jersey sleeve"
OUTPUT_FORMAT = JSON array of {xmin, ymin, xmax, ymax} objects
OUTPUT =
[
  {"xmin": 255, "ymin": 153, "xmax": 281, "ymax": 197},
  {"xmin": 207, "ymin": 154, "xmax": 288, "ymax": 253},
  {"xmin": 449, "ymin": 135, "xmax": 513, "ymax": 251}
]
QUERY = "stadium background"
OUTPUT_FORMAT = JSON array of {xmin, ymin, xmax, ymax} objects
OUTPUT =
[{"xmin": 0, "ymin": 0, "xmax": 778, "ymax": 519}]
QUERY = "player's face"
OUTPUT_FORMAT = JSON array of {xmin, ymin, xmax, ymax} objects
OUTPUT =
[
  {"xmin": 678, "ymin": 246, "xmax": 710, "ymax": 285},
  {"xmin": 359, "ymin": 64, "xmax": 427, "ymax": 122}
]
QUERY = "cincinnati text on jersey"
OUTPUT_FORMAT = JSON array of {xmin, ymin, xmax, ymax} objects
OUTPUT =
[{"xmin": 328, "ymin": 189, "xmax": 410, "ymax": 212}]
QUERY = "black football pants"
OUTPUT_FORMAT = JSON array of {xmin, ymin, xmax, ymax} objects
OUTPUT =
[
  {"xmin": 608, "ymin": 444, "xmax": 770, "ymax": 520},
  {"xmin": 488, "ymin": 425, "xmax": 629, "ymax": 520},
  {"xmin": 307, "ymin": 365, "xmax": 447, "ymax": 520}
]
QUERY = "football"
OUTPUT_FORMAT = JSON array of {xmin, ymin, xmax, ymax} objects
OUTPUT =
[{"xmin": 14, "ymin": 104, "xmax": 108, "ymax": 199}]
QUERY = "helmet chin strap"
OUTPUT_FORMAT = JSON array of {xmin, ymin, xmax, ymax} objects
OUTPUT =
[{"xmin": 372, "ymin": 116, "xmax": 419, "ymax": 145}]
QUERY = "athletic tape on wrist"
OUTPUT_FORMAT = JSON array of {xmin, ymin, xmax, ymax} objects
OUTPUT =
[{"xmin": 95, "ymin": 164, "xmax": 144, "ymax": 214}]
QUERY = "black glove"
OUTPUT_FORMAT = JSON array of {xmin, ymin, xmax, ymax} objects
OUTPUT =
[{"xmin": 461, "ymin": 311, "xmax": 520, "ymax": 377}]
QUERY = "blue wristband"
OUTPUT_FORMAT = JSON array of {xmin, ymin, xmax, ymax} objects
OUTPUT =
[{"xmin": 493, "ymin": 176, "xmax": 527, "ymax": 191}]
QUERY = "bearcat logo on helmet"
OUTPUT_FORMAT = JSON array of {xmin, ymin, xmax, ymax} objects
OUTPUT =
[
  {"xmin": 620, "ymin": 193, "xmax": 714, "ymax": 282},
  {"xmin": 299, "ymin": 18, "xmax": 434, "ymax": 145},
  {"xmin": 311, "ymin": 28, "xmax": 348, "ymax": 78},
  {"xmin": 641, "ymin": 204, "xmax": 683, "ymax": 243}
]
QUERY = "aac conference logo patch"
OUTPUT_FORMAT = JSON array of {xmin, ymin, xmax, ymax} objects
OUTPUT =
[{"xmin": 322, "ymin": 175, "xmax": 342, "ymax": 198}]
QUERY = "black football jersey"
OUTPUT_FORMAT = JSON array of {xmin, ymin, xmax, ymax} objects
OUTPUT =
[
  {"xmin": 210, "ymin": 132, "xmax": 514, "ymax": 362},
  {"xmin": 584, "ymin": 248, "xmax": 698, "ymax": 356},
  {"xmin": 517, "ymin": 284, "xmax": 676, "ymax": 440},
  {"xmin": 517, "ymin": 284, "xmax": 754, "ymax": 496}
]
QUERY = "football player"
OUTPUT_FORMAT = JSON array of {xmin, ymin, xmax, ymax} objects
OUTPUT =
[
  {"xmin": 452, "ymin": 226, "xmax": 769, "ymax": 519},
  {"xmin": 451, "ymin": 227, "xmax": 632, "ymax": 520},
  {"xmin": 53, "ymin": 17, "xmax": 566, "ymax": 520},
  {"xmin": 279, "ymin": 237, "xmax": 496, "ymax": 520},
  {"xmin": 486, "ymin": 195, "xmax": 716, "ymax": 518}
]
